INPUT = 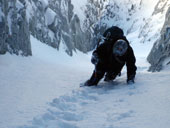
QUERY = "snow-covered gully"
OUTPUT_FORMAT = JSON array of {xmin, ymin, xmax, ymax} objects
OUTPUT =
[{"xmin": 0, "ymin": 36, "xmax": 170, "ymax": 128}]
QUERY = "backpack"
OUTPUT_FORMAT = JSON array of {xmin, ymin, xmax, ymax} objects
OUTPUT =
[
  {"xmin": 97, "ymin": 26, "xmax": 124, "ymax": 47},
  {"xmin": 103, "ymin": 26, "xmax": 124, "ymax": 40}
]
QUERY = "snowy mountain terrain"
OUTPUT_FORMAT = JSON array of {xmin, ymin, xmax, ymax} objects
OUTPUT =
[
  {"xmin": 0, "ymin": 0, "xmax": 170, "ymax": 128},
  {"xmin": 0, "ymin": 0, "xmax": 169, "ymax": 58},
  {"xmin": 0, "ymin": 35, "xmax": 170, "ymax": 128}
]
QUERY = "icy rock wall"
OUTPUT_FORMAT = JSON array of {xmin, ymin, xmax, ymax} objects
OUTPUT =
[
  {"xmin": 0, "ymin": 0, "xmax": 93, "ymax": 56},
  {"xmin": 28, "ymin": 0, "xmax": 90, "ymax": 56},
  {"xmin": 23, "ymin": 0, "xmax": 94, "ymax": 56},
  {"xmin": 0, "ymin": 0, "xmax": 31, "ymax": 56},
  {"xmin": 147, "ymin": 6, "xmax": 170, "ymax": 71},
  {"xmin": 0, "ymin": 0, "xmax": 169, "ymax": 59}
]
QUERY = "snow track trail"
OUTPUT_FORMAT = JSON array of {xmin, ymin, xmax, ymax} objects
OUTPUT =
[
  {"xmin": 17, "ymin": 83, "xmax": 136, "ymax": 128},
  {"xmin": 17, "ymin": 69, "xmax": 170, "ymax": 128}
]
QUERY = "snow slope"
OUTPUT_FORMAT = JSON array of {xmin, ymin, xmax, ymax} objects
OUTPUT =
[
  {"xmin": 0, "ymin": 36, "xmax": 92, "ymax": 128},
  {"xmin": 0, "ymin": 35, "xmax": 170, "ymax": 128}
]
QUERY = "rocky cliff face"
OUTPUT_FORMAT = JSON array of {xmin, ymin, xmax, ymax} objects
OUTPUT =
[
  {"xmin": 0, "ymin": 0, "xmax": 169, "ymax": 61},
  {"xmin": 147, "ymin": 6, "xmax": 170, "ymax": 71},
  {"xmin": 0, "ymin": 0, "xmax": 94, "ymax": 56},
  {"xmin": 27, "ymin": 0, "xmax": 91, "ymax": 56},
  {"xmin": 0, "ymin": 1, "xmax": 7, "ymax": 54},
  {"xmin": 0, "ymin": 0, "xmax": 31, "ymax": 56}
]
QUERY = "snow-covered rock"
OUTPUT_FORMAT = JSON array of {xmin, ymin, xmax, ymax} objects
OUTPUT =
[
  {"xmin": 0, "ymin": 3, "xmax": 6, "ymax": 54},
  {"xmin": 0, "ymin": 0, "xmax": 169, "ymax": 62},
  {"xmin": 147, "ymin": 6, "xmax": 170, "ymax": 71},
  {"xmin": 24, "ymin": 0, "xmax": 94, "ymax": 55},
  {"xmin": 0, "ymin": 0, "xmax": 31, "ymax": 56},
  {"xmin": 0, "ymin": 0, "xmax": 92, "ymax": 56}
]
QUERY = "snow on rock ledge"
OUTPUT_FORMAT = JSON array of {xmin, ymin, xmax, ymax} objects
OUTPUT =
[{"xmin": 147, "ymin": 6, "xmax": 170, "ymax": 71}]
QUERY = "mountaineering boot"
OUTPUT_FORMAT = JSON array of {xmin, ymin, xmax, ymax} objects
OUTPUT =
[{"xmin": 127, "ymin": 74, "xmax": 135, "ymax": 84}]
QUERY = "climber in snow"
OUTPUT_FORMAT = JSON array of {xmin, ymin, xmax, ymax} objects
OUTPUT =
[{"xmin": 84, "ymin": 26, "xmax": 137, "ymax": 86}]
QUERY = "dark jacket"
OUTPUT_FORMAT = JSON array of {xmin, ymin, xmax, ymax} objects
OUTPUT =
[{"xmin": 92, "ymin": 36, "xmax": 137, "ymax": 80}]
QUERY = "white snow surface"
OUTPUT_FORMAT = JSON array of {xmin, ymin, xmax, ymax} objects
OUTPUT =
[
  {"xmin": 0, "ymin": 0, "xmax": 170, "ymax": 127},
  {"xmin": 0, "ymin": 34, "xmax": 170, "ymax": 128}
]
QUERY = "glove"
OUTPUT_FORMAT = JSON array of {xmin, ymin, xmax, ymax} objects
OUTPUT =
[
  {"xmin": 84, "ymin": 79, "xmax": 96, "ymax": 86},
  {"xmin": 91, "ymin": 52, "xmax": 99, "ymax": 65}
]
